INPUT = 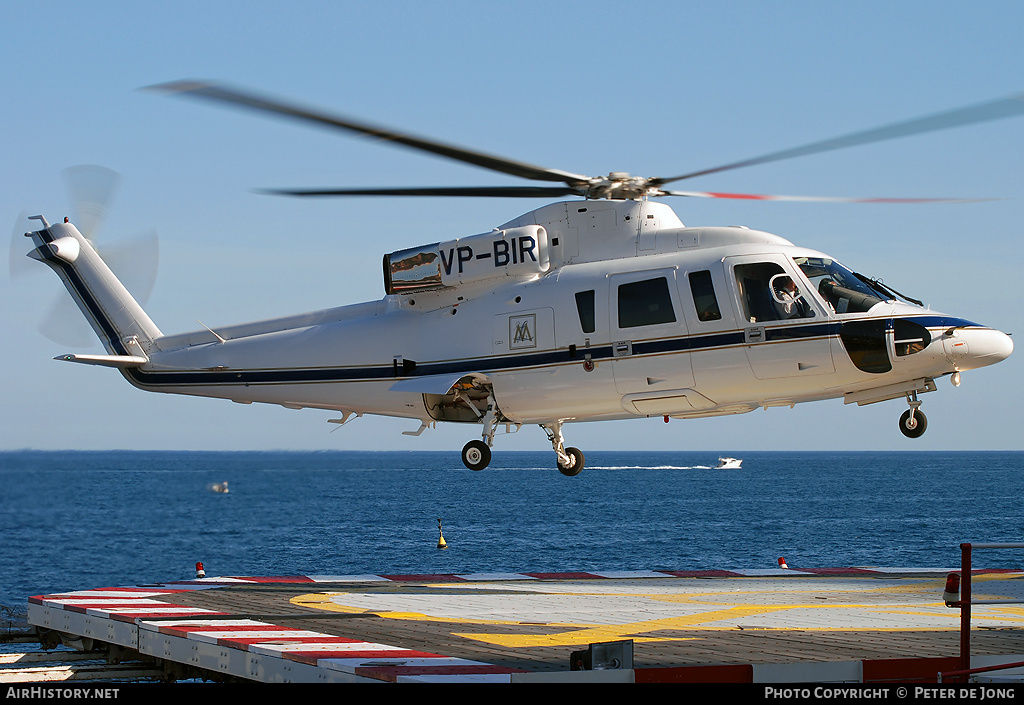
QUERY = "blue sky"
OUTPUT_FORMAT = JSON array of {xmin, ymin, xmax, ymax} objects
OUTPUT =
[{"xmin": 2, "ymin": 1, "xmax": 1022, "ymax": 452}]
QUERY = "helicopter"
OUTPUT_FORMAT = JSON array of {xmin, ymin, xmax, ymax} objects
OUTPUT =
[{"xmin": 20, "ymin": 82, "xmax": 1018, "ymax": 475}]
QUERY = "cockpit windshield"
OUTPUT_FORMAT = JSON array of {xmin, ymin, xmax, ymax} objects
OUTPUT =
[{"xmin": 794, "ymin": 257, "xmax": 888, "ymax": 314}]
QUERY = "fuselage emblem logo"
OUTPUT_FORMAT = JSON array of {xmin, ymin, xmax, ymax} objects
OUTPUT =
[{"xmin": 510, "ymin": 314, "xmax": 537, "ymax": 350}]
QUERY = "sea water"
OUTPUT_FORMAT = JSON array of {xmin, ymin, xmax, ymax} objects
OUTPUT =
[{"xmin": 1, "ymin": 450, "xmax": 1022, "ymax": 610}]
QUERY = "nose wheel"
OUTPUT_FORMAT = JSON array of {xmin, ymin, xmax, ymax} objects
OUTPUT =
[
  {"xmin": 899, "ymin": 391, "xmax": 927, "ymax": 438},
  {"xmin": 899, "ymin": 409, "xmax": 927, "ymax": 438}
]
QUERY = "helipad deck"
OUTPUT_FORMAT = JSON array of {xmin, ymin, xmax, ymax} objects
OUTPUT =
[{"xmin": 25, "ymin": 568, "xmax": 1024, "ymax": 683}]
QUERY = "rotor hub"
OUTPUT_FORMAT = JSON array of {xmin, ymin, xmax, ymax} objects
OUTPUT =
[{"xmin": 582, "ymin": 173, "xmax": 662, "ymax": 200}]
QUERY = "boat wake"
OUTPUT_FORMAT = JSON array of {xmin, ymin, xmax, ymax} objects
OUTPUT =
[{"xmin": 588, "ymin": 465, "xmax": 715, "ymax": 471}]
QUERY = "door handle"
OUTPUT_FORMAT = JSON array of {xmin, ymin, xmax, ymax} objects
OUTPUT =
[{"xmin": 744, "ymin": 326, "xmax": 766, "ymax": 344}]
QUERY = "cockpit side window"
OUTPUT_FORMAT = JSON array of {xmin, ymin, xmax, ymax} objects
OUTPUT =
[
  {"xmin": 688, "ymin": 270, "xmax": 722, "ymax": 322},
  {"xmin": 734, "ymin": 262, "xmax": 813, "ymax": 323},
  {"xmin": 575, "ymin": 290, "xmax": 596, "ymax": 334},
  {"xmin": 795, "ymin": 257, "xmax": 885, "ymax": 314}
]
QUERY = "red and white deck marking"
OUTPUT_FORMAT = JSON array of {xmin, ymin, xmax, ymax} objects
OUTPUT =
[{"xmin": 28, "ymin": 583, "xmax": 524, "ymax": 682}]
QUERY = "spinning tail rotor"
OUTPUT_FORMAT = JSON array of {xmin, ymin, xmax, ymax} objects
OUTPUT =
[{"xmin": 11, "ymin": 166, "xmax": 159, "ymax": 347}]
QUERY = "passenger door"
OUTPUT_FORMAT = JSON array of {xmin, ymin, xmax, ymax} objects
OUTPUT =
[{"xmin": 608, "ymin": 269, "xmax": 694, "ymax": 400}]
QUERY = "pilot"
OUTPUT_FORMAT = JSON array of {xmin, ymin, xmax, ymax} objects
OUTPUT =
[{"xmin": 772, "ymin": 276, "xmax": 808, "ymax": 319}]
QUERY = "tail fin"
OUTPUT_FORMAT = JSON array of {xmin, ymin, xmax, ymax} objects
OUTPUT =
[{"xmin": 24, "ymin": 216, "xmax": 162, "ymax": 360}]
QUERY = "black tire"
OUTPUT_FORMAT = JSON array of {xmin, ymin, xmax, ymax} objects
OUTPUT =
[
  {"xmin": 462, "ymin": 440, "xmax": 491, "ymax": 471},
  {"xmin": 558, "ymin": 447, "xmax": 585, "ymax": 476},
  {"xmin": 899, "ymin": 409, "xmax": 927, "ymax": 439}
]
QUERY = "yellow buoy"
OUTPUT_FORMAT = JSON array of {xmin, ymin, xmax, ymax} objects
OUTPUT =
[{"xmin": 437, "ymin": 518, "xmax": 447, "ymax": 549}]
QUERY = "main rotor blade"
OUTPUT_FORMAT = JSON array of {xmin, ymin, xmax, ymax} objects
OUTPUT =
[
  {"xmin": 148, "ymin": 80, "xmax": 591, "ymax": 186},
  {"xmin": 655, "ymin": 92, "xmax": 1024, "ymax": 185},
  {"xmin": 259, "ymin": 185, "xmax": 585, "ymax": 198},
  {"xmin": 662, "ymin": 189, "xmax": 990, "ymax": 203}
]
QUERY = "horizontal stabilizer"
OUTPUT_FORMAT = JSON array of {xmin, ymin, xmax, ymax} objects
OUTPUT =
[{"xmin": 54, "ymin": 353, "xmax": 148, "ymax": 368}]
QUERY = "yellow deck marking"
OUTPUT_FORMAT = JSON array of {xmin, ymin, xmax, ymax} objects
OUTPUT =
[
  {"xmin": 454, "ymin": 604, "xmax": 803, "ymax": 648},
  {"xmin": 289, "ymin": 572, "xmax": 1024, "ymax": 649},
  {"xmin": 290, "ymin": 592, "xmax": 936, "ymax": 648}
]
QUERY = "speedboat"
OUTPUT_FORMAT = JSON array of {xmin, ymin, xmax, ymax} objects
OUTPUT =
[{"xmin": 716, "ymin": 457, "xmax": 742, "ymax": 469}]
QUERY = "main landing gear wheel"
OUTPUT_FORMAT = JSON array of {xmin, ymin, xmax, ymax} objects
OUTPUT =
[
  {"xmin": 462, "ymin": 440, "xmax": 491, "ymax": 471},
  {"xmin": 557, "ymin": 447, "xmax": 585, "ymax": 477},
  {"xmin": 899, "ymin": 409, "xmax": 928, "ymax": 439}
]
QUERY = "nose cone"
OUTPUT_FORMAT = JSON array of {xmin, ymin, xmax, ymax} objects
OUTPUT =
[{"xmin": 945, "ymin": 327, "xmax": 1014, "ymax": 370}]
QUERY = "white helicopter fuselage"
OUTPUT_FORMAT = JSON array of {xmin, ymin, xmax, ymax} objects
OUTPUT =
[{"xmin": 27, "ymin": 198, "xmax": 1012, "ymax": 472}]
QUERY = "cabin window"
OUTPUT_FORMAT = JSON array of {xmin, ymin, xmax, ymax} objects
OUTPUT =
[
  {"xmin": 617, "ymin": 277, "xmax": 676, "ymax": 328},
  {"xmin": 688, "ymin": 270, "xmax": 722, "ymax": 322},
  {"xmin": 575, "ymin": 290, "xmax": 596, "ymax": 333}
]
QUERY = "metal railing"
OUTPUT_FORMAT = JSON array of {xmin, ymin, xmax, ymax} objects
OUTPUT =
[{"xmin": 938, "ymin": 542, "xmax": 1024, "ymax": 683}]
